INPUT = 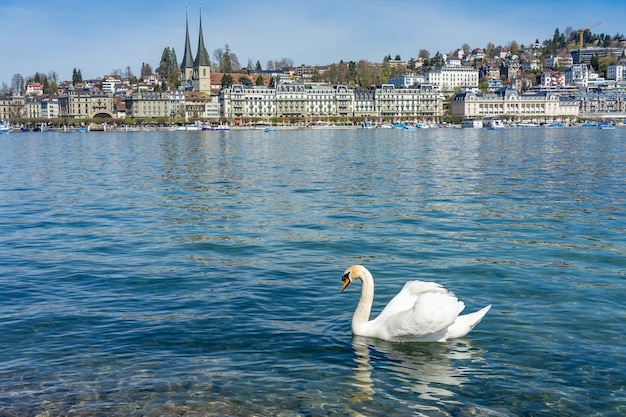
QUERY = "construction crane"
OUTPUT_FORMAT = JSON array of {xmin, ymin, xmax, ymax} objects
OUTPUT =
[{"xmin": 578, "ymin": 22, "xmax": 602, "ymax": 50}]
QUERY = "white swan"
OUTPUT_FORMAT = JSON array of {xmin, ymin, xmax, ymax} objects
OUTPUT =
[{"xmin": 341, "ymin": 265, "xmax": 491, "ymax": 342}]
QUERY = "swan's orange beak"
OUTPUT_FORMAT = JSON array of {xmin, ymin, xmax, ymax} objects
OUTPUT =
[{"xmin": 341, "ymin": 274, "xmax": 351, "ymax": 292}]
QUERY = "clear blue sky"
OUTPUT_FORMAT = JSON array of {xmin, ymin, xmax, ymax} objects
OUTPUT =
[{"xmin": 1, "ymin": 0, "xmax": 624, "ymax": 87}]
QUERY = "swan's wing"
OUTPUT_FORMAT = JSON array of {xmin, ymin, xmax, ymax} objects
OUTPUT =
[
  {"xmin": 379, "ymin": 291, "xmax": 465, "ymax": 341},
  {"xmin": 376, "ymin": 280, "xmax": 450, "ymax": 321}
]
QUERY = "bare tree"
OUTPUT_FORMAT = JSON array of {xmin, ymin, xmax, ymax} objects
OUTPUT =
[
  {"xmin": 355, "ymin": 60, "xmax": 383, "ymax": 88},
  {"xmin": 213, "ymin": 44, "xmax": 241, "ymax": 73},
  {"xmin": 418, "ymin": 49, "xmax": 430, "ymax": 59},
  {"xmin": 276, "ymin": 58, "xmax": 294, "ymax": 71},
  {"xmin": 124, "ymin": 66, "xmax": 134, "ymax": 80},
  {"xmin": 47, "ymin": 70, "xmax": 59, "ymax": 83},
  {"xmin": 11, "ymin": 74, "xmax": 24, "ymax": 93},
  {"xmin": 213, "ymin": 47, "xmax": 225, "ymax": 72}
]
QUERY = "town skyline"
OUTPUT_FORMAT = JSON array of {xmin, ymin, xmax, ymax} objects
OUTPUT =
[{"xmin": 2, "ymin": 0, "xmax": 625, "ymax": 87}]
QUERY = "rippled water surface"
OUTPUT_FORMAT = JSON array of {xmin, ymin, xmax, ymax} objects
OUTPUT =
[{"xmin": 1, "ymin": 127, "xmax": 625, "ymax": 416}]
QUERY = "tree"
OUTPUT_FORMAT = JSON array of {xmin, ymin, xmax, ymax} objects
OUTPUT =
[
  {"xmin": 72, "ymin": 68, "xmax": 82, "ymax": 84},
  {"xmin": 141, "ymin": 62, "xmax": 153, "ymax": 79},
  {"xmin": 156, "ymin": 47, "xmax": 178, "ymax": 81},
  {"xmin": 418, "ymin": 49, "xmax": 430, "ymax": 59},
  {"xmin": 596, "ymin": 55, "xmax": 616, "ymax": 78},
  {"xmin": 431, "ymin": 51, "xmax": 444, "ymax": 67},
  {"xmin": 168, "ymin": 67, "xmax": 181, "ymax": 90},
  {"xmin": 213, "ymin": 44, "xmax": 240, "ymax": 73},
  {"xmin": 238, "ymin": 75, "xmax": 252, "ymax": 86},
  {"xmin": 124, "ymin": 66, "xmax": 134, "ymax": 81},
  {"xmin": 276, "ymin": 58, "xmax": 294, "ymax": 70},
  {"xmin": 48, "ymin": 71, "xmax": 59, "ymax": 83},
  {"xmin": 221, "ymin": 73, "xmax": 233, "ymax": 88},
  {"xmin": 255, "ymin": 60, "xmax": 262, "ymax": 71},
  {"xmin": 348, "ymin": 61, "xmax": 357, "ymax": 79},
  {"xmin": 11, "ymin": 73, "xmax": 24, "ymax": 93},
  {"xmin": 324, "ymin": 61, "xmax": 351, "ymax": 85},
  {"xmin": 355, "ymin": 60, "xmax": 383, "ymax": 88},
  {"xmin": 255, "ymin": 74, "xmax": 265, "ymax": 86}
]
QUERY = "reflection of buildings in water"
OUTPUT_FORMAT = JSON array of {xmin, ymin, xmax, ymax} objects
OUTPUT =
[{"xmin": 350, "ymin": 336, "xmax": 485, "ymax": 406}]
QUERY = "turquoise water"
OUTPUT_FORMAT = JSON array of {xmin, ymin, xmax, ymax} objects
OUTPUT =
[{"xmin": 1, "ymin": 127, "xmax": 625, "ymax": 416}]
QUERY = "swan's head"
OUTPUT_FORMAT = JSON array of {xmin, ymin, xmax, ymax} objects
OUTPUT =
[{"xmin": 341, "ymin": 265, "xmax": 369, "ymax": 292}]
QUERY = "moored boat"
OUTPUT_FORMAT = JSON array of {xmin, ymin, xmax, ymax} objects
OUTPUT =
[
  {"xmin": 461, "ymin": 118, "xmax": 483, "ymax": 128},
  {"xmin": 483, "ymin": 118, "xmax": 504, "ymax": 129},
  {"xmin": 598, "ymin": 122, "xmax": 615, "ymax": 130},
  {"xmin": 0, "ymin": 120, "xmax": 13, "ymax": 134}
]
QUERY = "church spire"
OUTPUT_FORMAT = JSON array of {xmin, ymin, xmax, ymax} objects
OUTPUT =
[
  {"xmin": 194, "ymin": 9, "xmax": 210, "ymax": 67},
  {"xmin": 180, "ymin": 8, "xmax": 194, "ymax": 71}
]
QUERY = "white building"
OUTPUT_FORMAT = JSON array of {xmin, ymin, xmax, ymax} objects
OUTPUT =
[
  {"xmin": 426, "ymin": 65, "xmax": 479, "ymax": 91},
  {"xmin": 220, "ymin": 85, "xmax": 276, "ymax": 119},
  {"xmin": 545, "ymin": 54, "xmax": 574, "ymax": 69},
  {"xmin": 385, "ymin": 74, "xmax": 426, "ymax": 88},
  {"xmin": 540, "ymin": 71, "xmax": 565, "ymax": 87},
  {"xmin": 565, "ymin": 64, "xmax": 598, "ymax": 88},
  {"xmin": 606, "ymin": 62, "xmax": 626, "ymax": 81},
  {"xmin": 26, "ymin": 82, "xmax": 44, "ymax": 96},
  {"xmin": 219, "ymin": 83, "xmax": 445, "ymax": 120},
  {"xmin": 24, "ymin": 97, "xmax": 42, "ymax": 118},
  {"xmin": 41, "ymin": 96, "xmax": 59, "ymax": 119},
  {"xmin": 450, "ymin": 88, "xmax": 579, "ymax": 120},
  {"xmin": 102, "ymin": 77, "xmax": 121, "ymax": 94}
]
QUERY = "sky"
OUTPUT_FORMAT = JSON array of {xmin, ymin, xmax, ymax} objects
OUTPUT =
[{"xmin": 1, "ymin": 0, "xmax": 625, "ymax": 87}]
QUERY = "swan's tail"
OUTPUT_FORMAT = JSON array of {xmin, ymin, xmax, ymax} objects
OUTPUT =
[{"xmin": 445, "ymin": 304, "xmax": 491, "ymax": 340}]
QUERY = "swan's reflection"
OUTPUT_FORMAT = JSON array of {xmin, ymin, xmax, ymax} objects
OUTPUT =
[{"xmin": 350, "ymin": 336, "xmax": 484, "ymax": 403}]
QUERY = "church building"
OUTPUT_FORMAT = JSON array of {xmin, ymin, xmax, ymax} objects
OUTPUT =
[{"xmin": 180, "ymin": 10, "xmax": 211, "ymax": 94}]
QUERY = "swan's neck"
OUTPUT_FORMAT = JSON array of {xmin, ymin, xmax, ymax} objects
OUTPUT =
[{"xmin": 352, "ymin": 272, "xmax": 375, "ymax": 334}]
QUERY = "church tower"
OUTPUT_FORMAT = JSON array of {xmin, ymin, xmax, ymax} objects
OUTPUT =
[
  {"xmin": 180, "ymin": 10, "xmax": 195, "ymax": 91},
  {"xmin": 193, "ymin": 11, "xmax": 211, "ymax": 94},
  {"xmin": 180, "ymin": 9, "xmax": 211, "ymax": 94}
]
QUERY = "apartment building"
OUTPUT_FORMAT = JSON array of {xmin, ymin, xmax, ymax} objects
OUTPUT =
[
  {"xmin": 0, "ymin": 94, "xmax": 24, "ymax": 119},
  {"xmin": 124, "ymin": 91, "xmax": 186, "ymax": 119},
  {"xmin": 427, "ymin": 65, "xmax": 479, "ymax": 91},
  {"xmin": 606, "ymin": 61, "xmax": 626, "ymax": 81}
]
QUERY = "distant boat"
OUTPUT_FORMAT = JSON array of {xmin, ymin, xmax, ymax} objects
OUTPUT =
[
  {"xmin": 176, "ymin": 124, "xmax": 200, "ymax": 131},
  {"xmin": 203, "ymin": 124, "xmax": 230, "ymax": 131},
  {"xmin": 264, "ymin": 128, "xmax": 277, "ymax": 133},
  {"xmin": 461, "ymin": 118, "xmax": 483, "ymax": 128},
  {"xmin": 75, "ymin": 126, "xmax": 88, "ymax": 132},
  {"xmin": 0, "ymin": 120, "xmax": 13, "ymax": 134},
  {"xmin": 512, "ymin": 120, "xmax": 539, "ymax": 127},
  {"xmin": 598, "ymin": 123, "xmax": 615, "ymax": 130},
  {"xmin": 483, "ymin": 118, "xmax": 504, "ymax": 129}
]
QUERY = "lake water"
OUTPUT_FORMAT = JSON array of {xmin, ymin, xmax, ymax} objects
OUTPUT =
[{"xmin": 1, "ymin": 127, "xmax": 625, "ymax": 416}]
